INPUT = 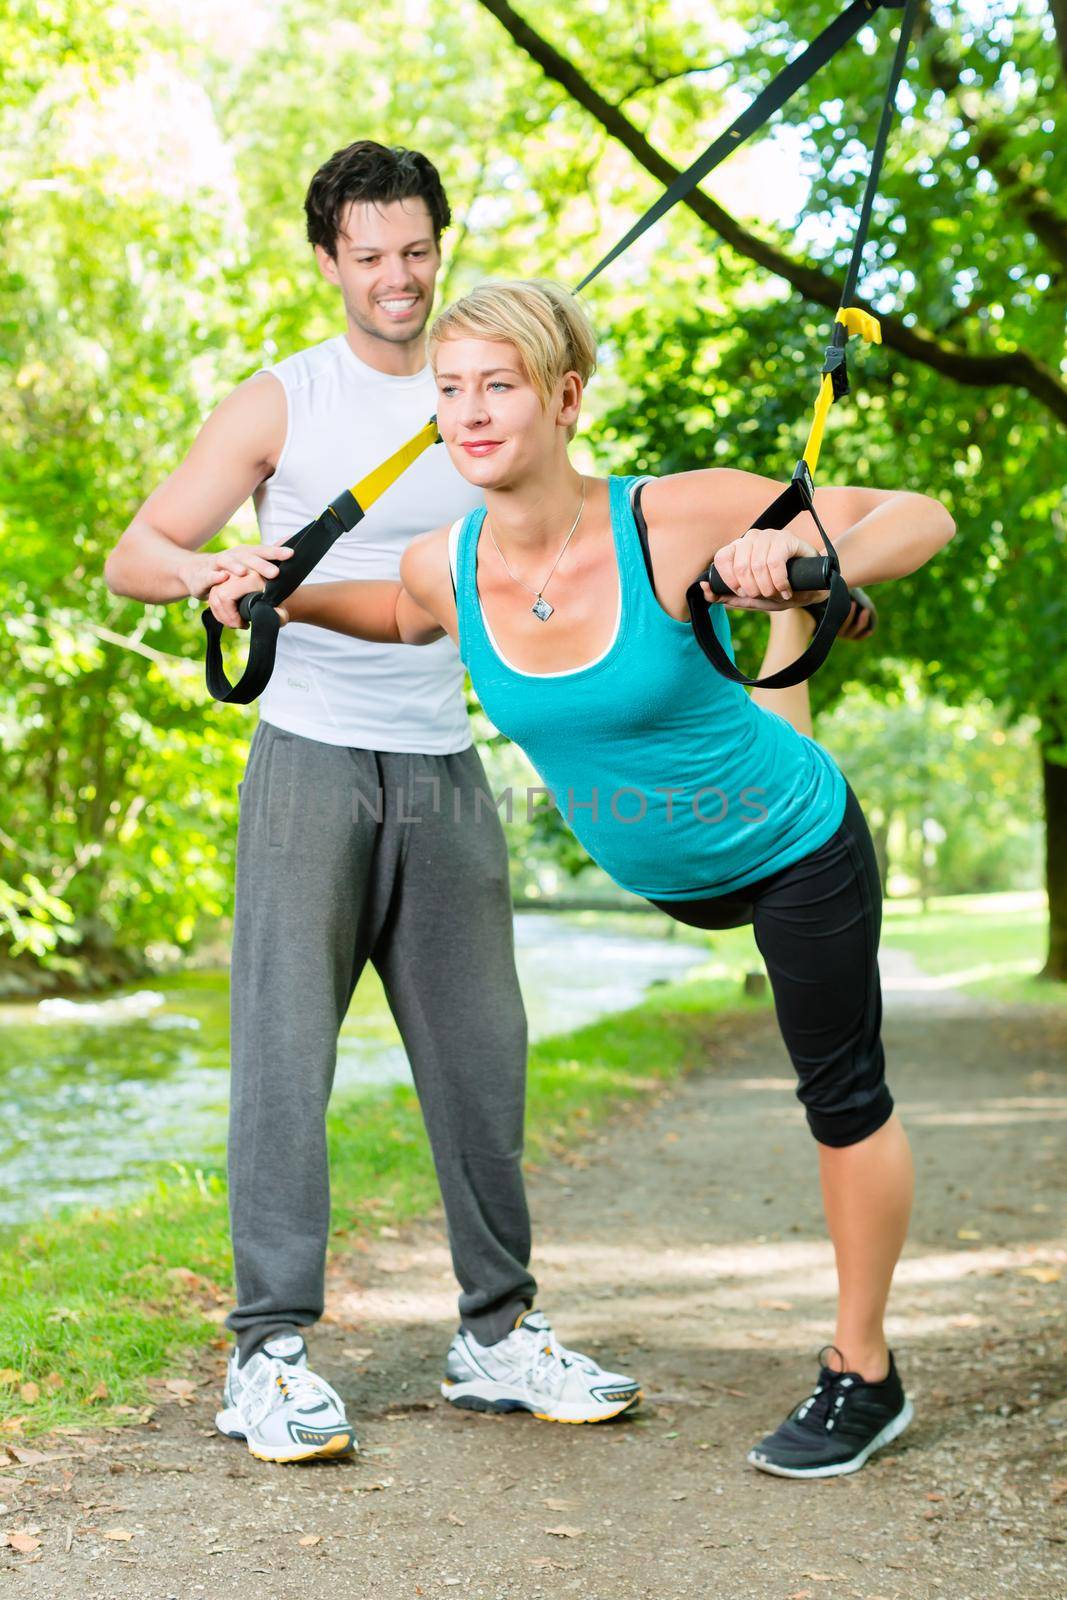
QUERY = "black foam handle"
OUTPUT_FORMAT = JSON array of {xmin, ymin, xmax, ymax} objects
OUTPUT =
[{"xmin": 703, "ymin": 554, "xmax": 836, "ymax": 597}]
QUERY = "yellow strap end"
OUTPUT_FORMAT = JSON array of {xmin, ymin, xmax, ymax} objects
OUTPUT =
[
  {"xmin": 836, "ymin": 306, "xmax": 882, "ymax": 345},
  {"xmin": 802, "ymin": 374, "xmax": 836, "ymax": 477},
  {"xmin": 352, "ymin": 417, "xmax": 441, "ymax": 508}
]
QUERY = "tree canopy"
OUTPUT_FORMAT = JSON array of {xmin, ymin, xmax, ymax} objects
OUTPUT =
[{"xmin": 2, "ymin": 0, "xmax": 1063, "ymax": 988}]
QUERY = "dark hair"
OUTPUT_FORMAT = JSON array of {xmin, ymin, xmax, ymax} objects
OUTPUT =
[{"xmin": 304, "ymin": 141, "xmax": 451, "ymax": 257}]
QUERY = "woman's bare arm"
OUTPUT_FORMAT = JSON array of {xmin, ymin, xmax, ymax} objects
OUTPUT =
[
  {"xmin": 282, "ymin": 579, "xmax": 437, "ymax": 643},
  {"xmin": 204, "ymin": 525, "xmax": 456, "ymax": 646},
  {"xmin": 641, "ymin": 468, "xmax": 954, "ymax": 613}
]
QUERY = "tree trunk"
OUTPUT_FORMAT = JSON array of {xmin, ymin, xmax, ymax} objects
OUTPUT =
[
  {"xmin": 1040, "ymin": 745, "xmax": 1067, "ymax": 980},
  {"xmin": 870, "ymin": 817, "xmax": 891, "ymax": 897}
]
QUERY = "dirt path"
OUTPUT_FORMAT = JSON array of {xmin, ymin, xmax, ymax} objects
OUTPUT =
[{"xmin": 4, "ymin": 972, "xmax": 1066, "ymax": 1599}]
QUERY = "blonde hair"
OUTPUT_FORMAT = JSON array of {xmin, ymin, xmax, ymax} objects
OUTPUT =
[{"xmin": 428, "ymin": 280, "xmax": 597, "ymax": 428}]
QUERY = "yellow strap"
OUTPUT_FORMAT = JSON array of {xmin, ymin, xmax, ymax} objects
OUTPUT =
[
  {"xmin": 801, "ymin": 307, "xmax": 881, "ymax": 477},
  {"xmin": 350, "ymin": 417, "xmax": 441, "ymax": 508}
]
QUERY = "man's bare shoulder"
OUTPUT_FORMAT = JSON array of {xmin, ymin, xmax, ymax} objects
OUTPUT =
[{"xmin": 201, "ymin": 371, "xmax": 287, "ymax": 476}]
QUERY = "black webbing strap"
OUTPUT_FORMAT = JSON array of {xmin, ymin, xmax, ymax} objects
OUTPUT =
[
  {"xmin": 202, "ymin": 489, "xmax": 366, "ymax": 705},
  {"xmin": 687, "ymin": 0, "xmax": 917, "ymax": 688},
  {"xmin": 820, "ymin": 0, "xmax": 918, "ymax": 404},
  {"xmin": 575, "ymin": 0, "xmax": 905, "ymax": 294},
  {"xmin": 202, "ymin": 417, "xmax": 441, "ymax": 703}
]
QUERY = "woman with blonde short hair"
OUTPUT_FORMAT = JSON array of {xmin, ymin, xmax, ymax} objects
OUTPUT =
[{"xmin": 209, "ymin": 278, "xmax": 955, "ymax": 1479}]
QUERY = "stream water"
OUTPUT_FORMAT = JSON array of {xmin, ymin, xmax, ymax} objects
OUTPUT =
[{"xmin": 0, "ymin": 913, "xmax": 705, "ymax": 1224}]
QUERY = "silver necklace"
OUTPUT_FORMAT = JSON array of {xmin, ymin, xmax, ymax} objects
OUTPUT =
[{"xmin": 485, "ymin": 479, "xmax": 586, "ymax": 622}]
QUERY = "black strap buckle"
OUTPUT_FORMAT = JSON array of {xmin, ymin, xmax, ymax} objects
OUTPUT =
[{"xmin": 821, "ymin": 344, "xmax": 850, "ymax": 401}]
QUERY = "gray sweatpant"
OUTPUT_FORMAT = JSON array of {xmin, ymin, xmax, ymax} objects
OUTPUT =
[{"xmin": 225, "ymin": 722, "xmax": 535, "ymax": 1361}]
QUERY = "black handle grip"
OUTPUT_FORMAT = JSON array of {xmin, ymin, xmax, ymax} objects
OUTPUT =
[
  {"xmin": 237, "ymin": 589, "xmax": 270, "ymax": 624},
  {"xmin": 703, "ymin": 554, "xmax": 836, "ymax": 598}
]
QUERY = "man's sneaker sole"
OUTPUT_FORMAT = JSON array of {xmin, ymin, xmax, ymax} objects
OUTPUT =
[
  {"xmin": 215, "ymin": 1407, "xmax": 356, "ymax": 1464},
  {"xmin": 440, "ymin": 1378, "xmax": 641, "ymax": 1424},
  {"xmin": 747, "ymin": 1397, "xmax": 913, "ymax": 1479}
]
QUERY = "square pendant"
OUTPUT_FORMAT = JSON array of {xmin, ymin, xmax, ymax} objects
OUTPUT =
[{"xmin": 531, "ymin": 596, "xmax": 554, "ymax": 622}]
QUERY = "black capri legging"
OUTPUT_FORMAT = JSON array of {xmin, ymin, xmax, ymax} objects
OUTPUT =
[{"xmin": 651, "ymin": 784, "xmax": 892, "ymax": 1148}]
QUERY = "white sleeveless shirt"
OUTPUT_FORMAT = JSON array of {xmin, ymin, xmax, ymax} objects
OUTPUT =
[{"xmin": 254, "ymin": 335, "xmax": 482, "ymax": 750}]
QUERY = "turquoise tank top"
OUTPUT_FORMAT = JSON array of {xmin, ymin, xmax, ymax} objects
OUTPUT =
[{"xmin": 453, "ymin": 474, "xmax": 847, "ymax": 901}]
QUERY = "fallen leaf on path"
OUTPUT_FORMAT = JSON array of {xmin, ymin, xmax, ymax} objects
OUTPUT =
[
  {"xmin": 925, "ymin": 1492, "xmax": 945, "ymax": 1502},
  {"xmin": 1018, "ymin": 1265, "xmax": 1062, "ymax": 1284},
  {"xmin": 788, "ymin": 1591, "xmax": 813, "ymax": 1599},
  {"xmin": 1050, "ymin": 1479, "xmax": 1067, "ymax": 1503},
  {"xmin": 445, "ymin": 1513, "xmax": 465, "ymax": 1526},
  {"xmin": 358, "ymin": 1480, "xmax": 393, "ymax": 1493},
  {"xmin": 164, "ymin": 1379, "xmax": 197, "ymax": 1401},
  {"xmin": 4, "ymin": 1531, "xmax": 42, "ymax": 1554},
  {"xmin": 757, "ymin": 1299, "xmax": 794, "ymax": 1312},
  {"xmin": 18, "ymin": 1383, "xmax": 39, "ymax": 1405},
  {"xmin": 103, "ymin": 1528, "xmax": 134, "ymax": 1541},
  {"xmin": 669, "ymin": 1492, "xmax": 687, "ymax": 1501},
  {"xmin": 542, "ymin": 1498, "xmax": 573, "ymax": 1510},
  {"xmin": 3, "ymin": 1445, "xmax": 81, "ymax": 1467},
  {"xmin": 528, "ymin": 1557, "xmax": 576, "ymax": 1571},
  {"xmin": 957, "ymin": 1229, "xmax": 982, "ymax": 1241},
  {"xmin": 88, "ymin": 1381, "xmax": 109, "ymax": 1403},
  {"xmin": 0, "ymin": 1418, "xmax": 27, "ymax": 1436},
  {"xmin": 544, "ymin": 1524, "xmax": 585, "ymax": 1538},
  {"xmin": 298, "ymin": 1535, "xmax": 321, "ymax": 1547},
  {"xmin": 343, "ymin": 1348, "xmax": 374, "ymax": 1362},
  {"xmin": 801, "ymin": 1574, "xmax": 846, "ymax": 1581}
]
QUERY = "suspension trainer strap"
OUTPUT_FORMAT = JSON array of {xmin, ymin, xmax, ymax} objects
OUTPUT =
[
  {"xmin": 202, "ymin": 0, "xmax": 909, "ymax": 703},
  {"xmin": 575, "ymin": 0, "xmax": 905, "ymax": 293},
  {"xmin": 688, "ymin": 0, "xmax": 918, "ymax": 688},
  {"xmin": 201, "ymin": 418, "xmax": 440, "ymax": 704}
]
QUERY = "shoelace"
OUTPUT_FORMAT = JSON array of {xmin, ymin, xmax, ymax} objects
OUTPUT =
[
  {"xmin": 245, "ymin": 1358, "xmax": 342, "ymax": 1428},
  {"xmin": 793, "ymin": 1345, "xmax": 856, "ymax": 1434},
  {"xmin": 522, "ymin": 1325, "xmax": 600, "ymax": 1393}
]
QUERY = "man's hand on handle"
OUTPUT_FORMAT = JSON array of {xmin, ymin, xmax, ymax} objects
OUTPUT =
[
  {"xmin": 185, "ymin": 543, "xmax": 293, "ymax": 606},
  {"xmin": 206, "ymin": 556, "xmax": 292, "ymax": 629}
]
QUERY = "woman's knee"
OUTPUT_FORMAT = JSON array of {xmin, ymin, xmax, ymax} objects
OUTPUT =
[{"xmin": 803, "ymin": 1082, "xmax": 895, "ymax": 1148}]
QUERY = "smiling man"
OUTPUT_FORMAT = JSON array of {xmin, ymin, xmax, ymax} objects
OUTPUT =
[{"xmin": 105, "ymin": 142, "xmax": 639, "ymax": 1461}]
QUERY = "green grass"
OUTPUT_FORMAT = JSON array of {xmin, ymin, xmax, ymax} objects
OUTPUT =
[
  {"xmin": 0, "ymin": 963, "xmax": 764, "ymax": 1439},
  {"xmin": 881, "ymin": 890, "xmax": 1064, "ymax": 1005}
]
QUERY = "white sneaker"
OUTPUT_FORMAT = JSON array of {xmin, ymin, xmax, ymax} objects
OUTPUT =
[
  {"xmin": 441, "ymin": 1310, "xmax": 641, "ymax": 1424},
  {"xmin": 215, "ymin": 1333, "xmax": 356, "ymax": 1463}
]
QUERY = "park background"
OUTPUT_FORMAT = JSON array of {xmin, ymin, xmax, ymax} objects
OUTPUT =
[{"xmin": 1, "ymin": 0, "xmax": 1064, "ymax": 1441}]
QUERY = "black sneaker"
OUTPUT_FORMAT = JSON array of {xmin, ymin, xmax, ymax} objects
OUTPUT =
[{"xmin": 747, "ymin": 1346, "xmax": 912, "ymax": 1479}]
